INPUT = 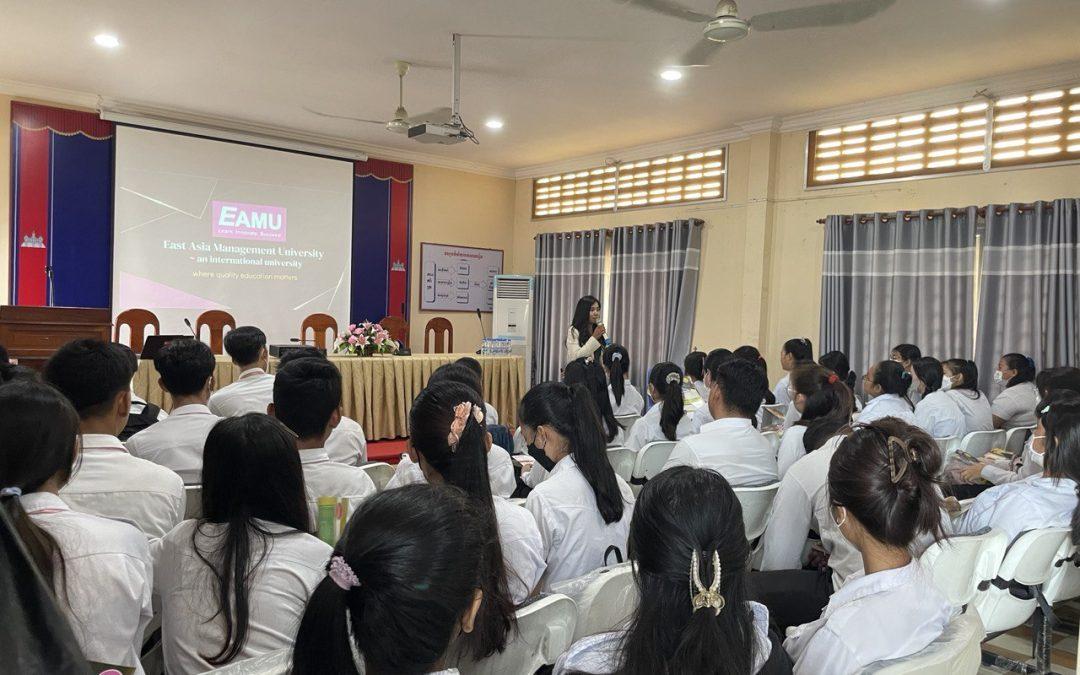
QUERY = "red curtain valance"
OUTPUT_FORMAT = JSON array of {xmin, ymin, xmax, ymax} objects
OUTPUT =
[
  {"xmin": 12, "ymin": 102, "xmax": 113, "ymax": 139},
  {"xmin": 354, "ymin": 157, "xmax": 413, "ymax": 183}
]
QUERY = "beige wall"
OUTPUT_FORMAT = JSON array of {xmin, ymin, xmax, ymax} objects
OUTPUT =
[{"xmin": 0, "ymin": 95, "xmax": 11, "ymax": 303}]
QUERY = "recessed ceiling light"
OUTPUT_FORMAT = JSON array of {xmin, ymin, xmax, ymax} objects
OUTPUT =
[
  {"xmin": 660, "ymin": 69, "xmax": 683, "ymax": 81},
  {"xmin": 94, "ymin": 34, "xmax": 120, "ymax": 48},
  {"xmin": 485, "ymin": 118, "xmax": 504, "ymax": 130}
]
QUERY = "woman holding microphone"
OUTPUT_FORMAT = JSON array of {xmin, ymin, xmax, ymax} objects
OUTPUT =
[{"xmin": 566, "ymin": 295, "xmax": 606, "ymax": 364}]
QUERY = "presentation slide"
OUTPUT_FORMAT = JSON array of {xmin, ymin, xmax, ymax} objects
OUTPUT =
[{"xmin": 112, "ymin": 127, "xmax": 353, "ymax": 345}]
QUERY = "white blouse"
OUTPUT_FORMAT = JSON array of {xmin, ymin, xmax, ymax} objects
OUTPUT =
[
  {"xmin": 492, "ymin": 496, "xmax": 547, "ymax": 605},
  {"xmin": 608, "ymin": 382, "xmax": 645, "ymax": 417},
  {"xmin": 623, "ymin": 403, "xmax": 694, "ymax": 452},
  {"xmin": 566, "ymin": 327, "xmax": 602, "ymax": 365},
  {"xmin": 384, "ymin": 444, "xmax": 517, "ymax": 499},
  {"xmin": 773, "ymin": 374, "xmax": 792, "ymax": 407},
  {"xmin": 913, "ymin": 390, "xmax": 966, "ymax": 439},
  {"xmin": 946, "ymin": 389, "xmax": 994, "ymax": 435},
  {"xmin": 991, "ymin": 381, "xmax": 1038, "ymax": 429},
  {"xmin": 776, "ymin": 425, "xmax": 808, "ymax": 480},
  {"xmin": 857, "ymin": 394, "xmax": 916, "ymax": 426},
  {"xmin": 952, "ymin": 475, "xmax": 1077, "ymax": 543}
]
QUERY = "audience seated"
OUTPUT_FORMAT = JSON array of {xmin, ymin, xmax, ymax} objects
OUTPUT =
[
  {"xmin": 624, "ymin": 361, "xmax": 692, "ymax": 452},
  {"xmin": 992, "ymin": 352, "xmax": 1039, "ymax": 429},
  {"xmin": 114, "ymin": 343, "xmax": 168, "ymax": 442},
  {"xmin": 688, "ymin": 348, "xmax": 734, "ymax": 434},
  {"xmin": 270, "ymin": 358, "xmax": 376, "ymax": 521},
  {"xmin": 126, "ymin": 338, "xmax": 221, "ymax": 484},
  {"xmin": 521, "ymin": 381, "xmax": 635, "ymax": 589},
  {"xmin": 734, "ymin": 345, "xmax": 780, "ymax": 428},
  {"xmin": 565, "ymin": 358, "xmax": 626, "ymax": 447},
  {"xmin": 784, "ymin": 419, "xmax": 953, "ymax": 674},
  {"xmin": 891, "ymin": 343, "xmax": 924, "ymax": 406},
  {"xmin": 457, "ymin": 356, "xmax": 501, "ymax": 424},
  {"xmin": 911, "ymin": 357, "xmax": 966, "ymax": 439},
  {"xmin": 943, "ymin": 358, "xmax": 994, "ymax": 434},
  {"xmin": 292, "ymin": 484, "xmax": 512, "ymax": 674},
  {"xmin": 818, "ymin": 350, "xmax": 861, "ymax": 412},
  {"xmin": 208, "ymin": 326, "xmax": 276, "ymax": 417},
  {"xmin": 408, "ymin": 380, "xmax": 544, "ymax": 605},
  {"xmin": 152, "ymin": 415, "xmax": 331, "ymax": 674},
  {"xmin": 556, "ymin": 466, "xmax": 789, "ymax": 675},
  {"xmin": 857, "ymin": 360, "xmax": 916, "ymax": 425},
  {"xmin": 43, "ymin": 339, "xmax": 185, "ymax": 539},
  {"xmin": 0, "ymin": 381, "xmax": 153, "ymax": 672},
  {"xmin": 603, "ymin": 344, "xmax": 645, "ymax": 416},
  {"xmin": 278, "ymin": 347, "xmax": 368, "ymax": 465},
  {"xmin": 663, "ymin": 358, "xmax": 776, "ymax": 486},
  {"xmin": 773, "ymin": 338, "xmax": 814, "ymax": 409},
  {"xmin": 684, "ymin": 350, "xmax": 708, "ymax": 402},
  {"xmin": 776, "ymin": 363, "xmax": 854, "ymax": 479}
]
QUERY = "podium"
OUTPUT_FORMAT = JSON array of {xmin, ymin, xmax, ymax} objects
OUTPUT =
[{"xmin": 0, "ymin": 306, "xmax": 112, "ymax": 370}]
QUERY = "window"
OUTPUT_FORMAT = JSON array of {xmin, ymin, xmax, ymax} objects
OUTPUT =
[
  {"xmin": 990, "ymin": 86, "xmax": 1080, "ymax": 168},
  {"xmin": 532, "ymin": 146, "xmax": 726, "ymax": 219}
]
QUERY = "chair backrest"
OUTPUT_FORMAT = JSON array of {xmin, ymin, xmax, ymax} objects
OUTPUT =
[
  {"xmin": 360, "ymin": 461, "xmax": 395, "ymax": 492},
  {"xmin": 997, "ymin": 527, "xmax": 1072, "ymax": 587},
  {"xmin": 196, "ymin": 310, "xmax": 236, "ymax": 355},
  {"xmin": 630, "ymin": 441, "xmax": 677, "ymax": 492},
  {"xmin": 184, "ymin": 485, "xmax": 202, "ymax": 520},
  {"xmin": 569, "ymin": 563, "xmax": 638, "ymax": 642},
  {"xmin": 1042, "ymin": 542, "xmax": 1080, "ymax": 605},
  {"xmin": 114, "ymin": 308, "xmax": 160, "ymax": 352},
  {"xmin": 424, "ymin": 317, "xmax": 453, "ymax": 354},
  {"xmin": 1003, "ymin": 425, "xmax": 1035, "ymax": 457},
  {"xmin": 379, "ymin": 315, "xmax": 409, "ymax": 348},
  {"xmin": 203, "ymin": 648, "xmax": 291, "ymax": 674},
  {"xmin": 919, "ymin": 529, "xmax": 1009, "ymax": 606},
  {"xmin": 761, "ymin": 431, "xmax": 781, "ymax": 456},
  {"xmin": 614, "ymin": 414, "xmax": 640, "ymax": 430},
  {"xmin": 459, "ymin": 594, "xmax": 577, "ymax": 675},
  {"xmin": 958, "ymin": 429, "xmax": 1006, "ymax": 459},
  {"xmin": 300, "ymin": 313, "xmax": 338, "ymax": 350},
  {"xmin": 862, "ymin": 611, "xmax": 984, "ymax": 674},
  {"xmin": 733, "ymin": 483, "xmax": 780, "ymax": 541},
  {"xmin": 606, "ymin": 446, "xmax": 635, "ymax": 483}
]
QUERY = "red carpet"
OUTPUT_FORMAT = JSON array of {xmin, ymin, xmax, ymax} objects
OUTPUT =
[{"xmin": 367, "ymin": 438, "xmax": 408, "ymax": 464}]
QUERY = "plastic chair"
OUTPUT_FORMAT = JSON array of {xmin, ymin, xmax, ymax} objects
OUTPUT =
[
  {"xmin": 860, "ymin": 611, "xmax": 984, "ymax": 674},
  {"xmin": 424, "ymin": 317, "xmax": 453, "ymax": 353},
  {"xmin": 114, "ymin": 308, "xmax": 160, "ymax": 352},
  {"xmin": 933, "ymin": 437, "xmax": 959, "ymax": 474},
  {"xmin": 1042, "ymin": 541, "xmax": 1080, "ymax": 607},
  {"xmin": 606, "ymin": 446, "xmax": 635, "ymax": 483},
  {"xmin": 734, "ymin": 483, "xmax": 780, "ymax": 541},
  {"xmin": 360, "ymin": 462, "xmax": 395, "ymax": 492},
  {"xmin": 919, "ymin": 529, "xmax": 1009, "ymax": 607},
  {"xmin": 203, "ymin": 648, "xmax": 290, "ymax": 673},
  {"xmin": 184, "ymin": 485, "xmax": 202, "ymax": 519},
  {"xmin": 955, "ymin": 429, "xmax": 1006, "ymax": 460},
  {"xmin": 1003, "ymin": 425, "xmax": 1035, "ymax": 457},
  {"xmin": 761, "ymin": 431, "xmax": 781, "ymax": 457},
  {"xmin": 300, "ymin": 313, "xmax": 337, "ymax": 350},
  {"xmin": 379, "ymin": 315, "xmax": 409, "ymax": 348},
  {"xmin": 614, "ymin": 414, "xmax": 640, "ymax": 430},
  {"xmin": 196, "ymin": 310, "xmax": 236, "ymax": 355},
  {"xmin": 629, "ymin": 441, "xmax": 677, "ymax": 496},
  {"xmin": 567, "ymin": 563, "xmax": 638, "ymax": 642},
  {"xmin": 459, "ymin": 594, "xmax": 577, "ymax": 675}
]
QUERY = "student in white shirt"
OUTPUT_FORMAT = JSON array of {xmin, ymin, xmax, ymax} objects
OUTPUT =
[
  {"xmin": 663, "ymin": 357, "xmax": 777, "ymax": 485},
  {"xmin": 890, "ymin": 342, "xmax": 924, "ymax": 406},
  {"xmin": 555, "ymin": 467, "xmax": 785, "ymax": 675},
  {"xmin": 208, "ymin": 325, "xmax": 276, "ymax": 417},
  {"xmin": 408, "ymin": 380, "xmax": 545, "ymax": 605},
  {"xmin": 270, "ymin": 358, "xmax": 376, "ymax": 521},
  {"xmin": 911, "ymin": 357, "xmax": 966, "ymax": 439},
  {"xmin": 784, "ymin": 419, "xmax": 953, "ymax": 674},
  {"xmin": 857, "ymin": 360, "xmax": 916, "ymax": 425},
  {"xmin": 566, "ymin": 294, "xmax": 606, "ymax": 365},
  {"xmin": 153, "ymin": 415, "xmax": 331, "ymax": 674},
  {"xmin": 776, "ymin": 363, "xmax": 855, "ymax": 479},
  {"xmin": 624, "ymin": 362, "xmax": 693, "ymax": 452},
  {"xmin": 687, "ymin": 348, "xmax": 734, "ymax": 434},
  {"xmin": 43, "ymin": 339, "xmax": 185, "ymax": 539},
  {"xmin": 277, "ymin": 347, "xmax": 368, "ymax": 465},
  {"xmin": 942, "ymin": 358, "xmax": 994, "ymax": 435},
  {"xmin": 125, "ymin": 338, "xmax": 222, "ymax": 484},
  {"xmin": 773, "ymin": 338, "xmax": 814, "ymax": 408},
  {"xmin": 992, "ymin": 353, "xmax": 1039, "ymax": 429},
  {"xmin": 684, "ymin": 350, "xmax": 709, "ymax": 402},
  {"xmin": 521, "ymin": 381, "xmax": 635, "ymax": 589},
  {"xmin": 456, "ymin": 356, "xmax": 502, "ymax": 425},
  {"xmin": 292, "ymin": 484, "xmax": 513, "ymax": 674},
  {"xmin": 602, "ymin": 344, "xmax": 645, "ymax": 416},
  {"xmin": 564, "ymin": 358, "xmax": 626, "ymax": 447},
  {"xmin": 1, "ymin": 381, "xmax": 153, "ymax": 673},
  {"xmin": 115, "ymin": 343, "xmax": 168, "ymax": 441}
]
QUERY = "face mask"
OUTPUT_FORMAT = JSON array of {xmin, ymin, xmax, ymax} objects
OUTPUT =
[
  {"xmin": 832, "ymin": 505, "xmax": 847, "ymax": 529},
  {"xmin": 527, "ymin": 442, "xmax": 556, "ymax": 472},
  {"xmin": 994, "ymin": 370, "xmax": 1004, "ymax": 383},
  {"xmin": 941, "ymin": 377, "xmax": 953, "ymax": 392},
  {"xmin": 1027, "ymin": 435, "xmax": 1047, "ymax": 468}
]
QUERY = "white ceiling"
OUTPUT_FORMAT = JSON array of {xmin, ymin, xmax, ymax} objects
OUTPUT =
[{"xmin": 2, "ymin": 0, "xmax": 1080, "ymax": 172}]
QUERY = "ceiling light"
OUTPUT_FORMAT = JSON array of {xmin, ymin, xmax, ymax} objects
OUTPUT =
[
  {"xmin": 94, "ymin": 34, "xmax": 120, "ymax": 48},
  {"xmin": 660, "ymin": 69, "xmax": 683, "ymax": 81},
  {"xmin": 484, "ymin": 118, "xmax": 504, "ymax": 130}
]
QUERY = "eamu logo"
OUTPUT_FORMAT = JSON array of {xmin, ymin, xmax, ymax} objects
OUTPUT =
[{"xmin": 211, "ymin": 201, "xmax": 287, "ymax": 242}]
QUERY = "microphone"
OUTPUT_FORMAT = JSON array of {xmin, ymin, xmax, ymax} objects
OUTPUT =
[
  {"xmin": 183, "ymin": 318, "xmax": 198, "ymax": 338},
  {"xmin": 290, "ymin": 337, "xmax": 304, "ymax": 343},
  {"xmin": 476, "ymin": 308, "xmax": 487, "ymax": 355}
]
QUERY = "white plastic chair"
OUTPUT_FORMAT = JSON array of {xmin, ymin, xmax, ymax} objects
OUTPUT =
[
  {"xmin": 919, "ymin": 529, "xmax": 1009, "ymax": 607},
  {"xmin": 933, "ymin": 437, "xmax": 959, "ymax": 473},
  {"xmin": 1003, "ymin": 425, "xmax": 1035, "ymax": 457},
  {"xmin": 606, "ymin": 446, "xmax": 635, "ymax": 483},
  {"xmin": 184, "ymin": 485, "xmax": 202, "ymax": 519},
  {"xmin": 955, "ymin": 429, "xmax": 1006, "ymax": 460},
  {"xmin": 761, "ymin": 431, "xmax": 781, "ymax": 457},
  {"xmin": 1042, "ymin": 542, "xmax": 1080, "ymax": 606},
  {"xmin": 360, "ymin": 461, "xmax": 395, "ymax": 491},
  {"xmin": 629, "ymin": 441, "xmax": 677, "ymax": 496},
  {"xmin": 459, "ymin": 594, "xmax": 577, "ymax": 675},
  {"xmin": 566, "ymin": 563, "xmax": 638, "ymax": 642},
  {"xmin": 859, "ymin": 611, "xmax": 984, "ymax": 674},
  {"xmin": 614, "ymin": 414, "xmax": 640, "ymax": 430},
  {"xmin": 733, "ymin": 483, "xmax": 780, "ymax": 541},
  {"xmin": 204, "ymin": 648, "xmax": 291, "ymax": 673}
]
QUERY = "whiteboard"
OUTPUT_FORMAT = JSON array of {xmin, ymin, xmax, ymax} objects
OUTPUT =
[{"xmin": 420, "ymin": 243, "xmax": 504, "ymax": 312}]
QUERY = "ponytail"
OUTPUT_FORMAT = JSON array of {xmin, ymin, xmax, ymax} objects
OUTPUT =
[
  {"xmin": 944, "ymin": 358, "xmax": 982, "ymax": 399},
  {"xmin": 1002, "ymin": 353, "xmax": 1037, "ymax": 388},
  {"xmin": 2, "ymin": 491, "xmax": 65, "ymax": 592},
  {"xmin": 791, "ymin": 364, "xmax": 854, "ymax": 452},
  {"xmin": 911, "ymin": 357, "xmax": 945, "ymax": 395},
  {"xmin": 603, "ymin": 345, "xmax": 630, "ymax": 407},
  {"xmin": 1033, "ymin": 393, "xmax": 1080, "ymax": 545},
  {"xmin": 649, "ymin": 362, "xmax": 685, "ymax": 442},
  {"xmin": 874, "ymin": 360, "xmax": 914, "ymax": 410},
  {"xmin": 564, "ymin": 358, "xmax": 619, "ymax": 443}
]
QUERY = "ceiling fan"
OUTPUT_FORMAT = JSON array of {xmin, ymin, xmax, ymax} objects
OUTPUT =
[
  {"xmin": 304, "ymin": 60, "xmax": 452, "ymax": 134},
  {"xmin": 616, "ymin": 0, "xmax": 896, "ymax": 66}
]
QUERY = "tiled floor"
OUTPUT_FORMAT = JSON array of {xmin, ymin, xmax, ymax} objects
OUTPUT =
[{"xmin": 979, "ymin": 604, "xmax": 1078, "ymax": 674}]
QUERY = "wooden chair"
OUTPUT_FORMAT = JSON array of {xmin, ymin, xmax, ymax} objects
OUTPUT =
[
  {"xmin": 301, "ymin": 313, "xmax": 338, "ymax": 350},
  {"xmin": 424, "ymin": 317, "xmax": 453, "ymax": 353},
  {"xmin": 196, "ymin": 310, "xmax": 235, "ymax": 355},
  {"xmin": 114, "ymin": 308, "xmax": 159, "ymax": 353},
  {"xmin": 379, "ymin": 315, "xmax": 409, "ymax": 348}
]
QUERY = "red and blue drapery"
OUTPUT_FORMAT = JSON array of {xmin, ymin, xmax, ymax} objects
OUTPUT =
[{"xmin": 351, "ymin": 157, "xmax": 412, "ymax": 324}]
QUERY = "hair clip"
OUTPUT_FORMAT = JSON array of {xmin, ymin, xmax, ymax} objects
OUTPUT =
[
  {"xmin": 827, "ymin": 373, "xmax": 839, "ymax": 385},
  {"xmin": 886, "ymin": 435, "xmax": 913, "ymax": 484},
  {"xmin": 611, "ymin": 352, "xmax": 623, "ymax": 361},
  {"xmin": 666, "ymin": 372, "xmax": 681, "ymax": 385},
  {"xmin": 689, "ymin": 550, "xmax": 725, "ymax": 616},
  {"xmin": 1041, "ymin": 404, "xmax": 1051, "ymax": 414},
  {"xmin": 447, "ymin": 402, "xmax": 484, "ymax": 451},
  {"xmin": 328, "ymin": 555, "xmax": 360, "ymax": 590},
  {"xmin": 0, "ymin": 486, "xmax": 22, "ymax": 498}
]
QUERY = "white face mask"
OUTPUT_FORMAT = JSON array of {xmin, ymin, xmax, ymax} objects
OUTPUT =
[
  {"xmin": 1027, "ymin": 435, "xmax": 1047, "ymax": 468},
  {"xmin": 941, "ymin": 376, "xmax": 953, "ymax": 392},
  {"xmin": 994, "ymin": 370, "xmax": 1005, "ymax": 383}
]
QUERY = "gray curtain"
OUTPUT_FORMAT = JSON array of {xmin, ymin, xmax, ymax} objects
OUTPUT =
[
  {"xmin": 533, "ymin": 229, "xmax": 606, "ymax": 385},
  {"xmin": 976, "ymin": 199, "xmax": 1080, "ymax": 392},
  {"xmin": 609, "ymin": 220, "xmax": 702, "ymax": 398},
  {"xmin": 820, "ymin": 209, "xmax": 977, "ymax": 381}
]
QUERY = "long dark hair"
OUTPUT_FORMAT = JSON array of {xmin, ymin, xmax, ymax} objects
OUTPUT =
[
  {"xmin": 571, "ymin": 295, "xmax": 601, "ymax": 347},
  {"xmin": 1036, "ymin": 367, "xmax": 1080, "ymax": 400},
  {"xmin": 791, "ymin": 363, "xmax": 853, "ymax": 452},
  {"xmin": 820, "ymin": 350, "xmax": 857, "ymax": 390},
  {"xmin": 409, "ymin": 382, "xmax": 515, "ymax": 650},
  {"xmin": 1002, "ymin": 353, "xmax": 1036, "ymax": 388},
  {"xmin": 564, "ymin": 358, "xmax": 620, "ymax": 443},
  {"xmin": 829, "ymin": 418, "xmax": 944, "ymax": 549},
  {"xmin": 782, "ymin": 338, "xmax": 814, "ymax": 364},
  {"xmin": 615, "ymin": 467, "xmax": 755, "ymax": 675},
  {"xmin": 871, "ymin": 360, "xmax": 914, "ymax": 410},
  {"xmin": 603, "ymin": 344, "xmax": 631, "ymax": 406},
  {"xmin": 293, "ymin": 485, "xmax": 494, "ymax": 674},
  {"xmin": 519, "ymin": 381, "xmax": 625, "ymax": 524},
  {"xmin": 911, "ymin": 357, "xmax": 945, "ymax": 395},
  {"xmin": 195, "ymin": 414, "xmax": 311, "ymax": 666},
  {"xmin": 943, "ymin": 359, "xmax": 982, "ymax": 399},
  {"xmin": 891, "ymin": 343, "xmax": 922, "ymax": 366},
  {"xmin": 0, "ymin": 382, "xmax": 78, "ymax": 591},
  {"xmin": 1033, "ymin": 393, "xmax": 1080, "ymax": 545},
  {"xmin": 649, "ymin": 362, "xmax": 685, "ymax": 442}
]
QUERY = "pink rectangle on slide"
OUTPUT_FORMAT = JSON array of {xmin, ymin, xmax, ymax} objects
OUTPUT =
[{"xmin": 211, "ymin": 200, "xmax": 287, "ymax": 242}]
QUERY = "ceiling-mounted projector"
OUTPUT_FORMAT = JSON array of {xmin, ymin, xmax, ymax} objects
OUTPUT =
[{"xmin": 407, "ymin": 122, "xmax": 470, "ymax": 144}]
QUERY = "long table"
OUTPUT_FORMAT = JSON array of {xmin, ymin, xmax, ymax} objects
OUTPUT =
[{"xmin": 133, "ymin": 353, "xmax": 526, "ymax": 441}]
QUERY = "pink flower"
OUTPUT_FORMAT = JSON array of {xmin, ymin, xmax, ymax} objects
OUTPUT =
[
  {"xmin": 376, "ymin": 330, "xmax": 390, "ymax": 343},
  {"xmin": 348, "ymin": 323, "xmax": 357, "ymax": 332},
  {"xmin": 348, "ymin": 335, "xmax": 359, "ymax": 345}
]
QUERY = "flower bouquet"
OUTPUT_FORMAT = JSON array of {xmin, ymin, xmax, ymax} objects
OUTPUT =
[{"xmin": 333, "ymin": 321, "xmax": 398, "ymax": 357}]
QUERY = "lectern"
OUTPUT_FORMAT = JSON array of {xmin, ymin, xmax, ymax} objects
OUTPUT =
[{"xmin": 0, "ymin": 306, "xmax": 112, "ymax": 370}]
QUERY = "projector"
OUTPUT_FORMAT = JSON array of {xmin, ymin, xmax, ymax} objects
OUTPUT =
[{"xmin": 408, "ymin": 122, "xmax": 469, "ymax": 145}]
